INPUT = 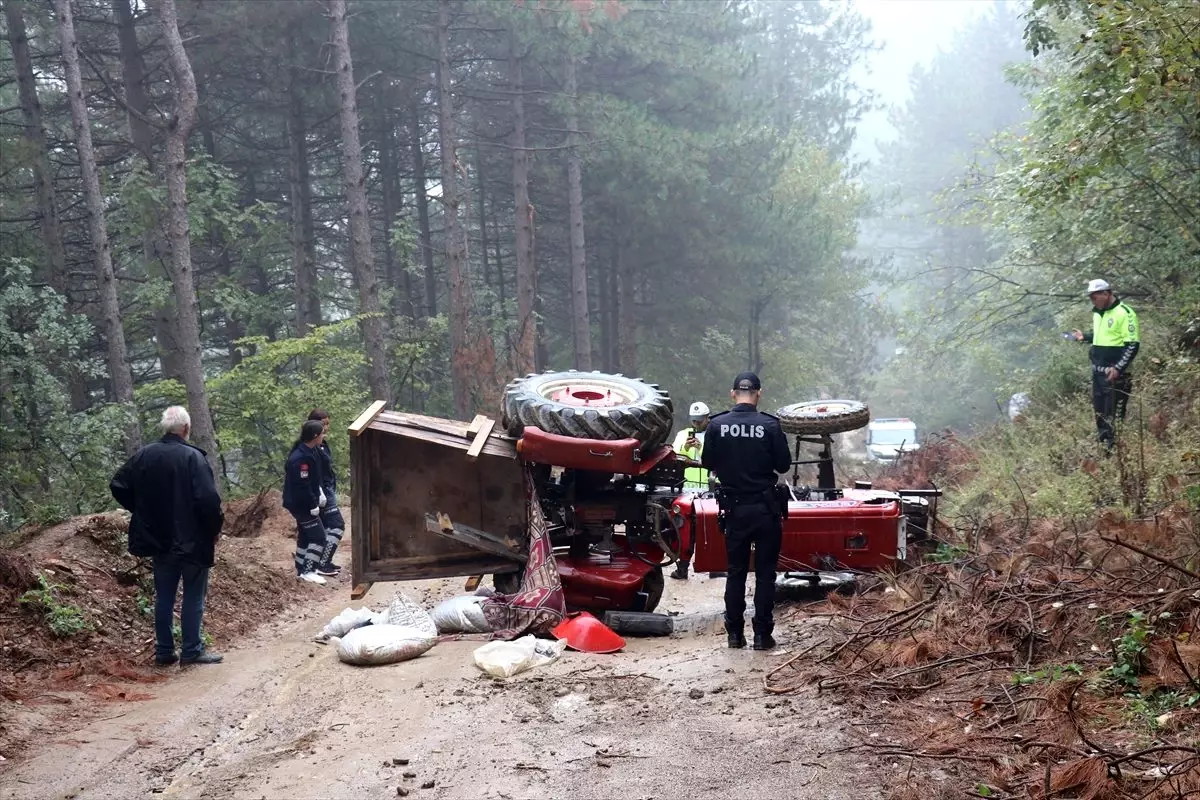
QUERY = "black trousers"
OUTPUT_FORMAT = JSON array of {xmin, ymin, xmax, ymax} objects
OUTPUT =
[
  {"xmin": 723, "ymin": 503, "xmax": 782, "ymax": 636},
  {"xmin": 1092, "ymin": 369, "xmax": 1132, "ymax": 448}
]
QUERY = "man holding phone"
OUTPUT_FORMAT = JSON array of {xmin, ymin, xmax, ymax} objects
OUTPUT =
[{"xmin": 669, "ymin": 402, "xmax": 711, "ymax": 580}]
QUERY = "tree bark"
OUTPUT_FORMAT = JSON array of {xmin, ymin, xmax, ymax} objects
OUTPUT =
[
  {"xmin": 113, "ymin": 0, "xmax": 183, "ymax": 383},
  {"xmin": 149, "ymin": 0, "xmax": 218, "ymax": 471},
  {"xmin": 409, "ymin": 99, "xmax": 437, "ymax": 317},
  {"xmin": 564, "ymin": 55, "xmax": 592, "ymax": 370},
  {"xmin": 5, "ymin": 0, "xmax": 68, "ymax": 297},
  {"xmin": 436, "ymin": 0, "xmax": 492, "ymax": 417},
  {"xmin": 287, "ymin": 29, "xmax": 321, "ymax": 335},
  {"xmin": 53, "ymin": 0, "xmax": 140, "ymax": 454},
  {"xmin": 509, "ymin": 33, "xmax": 536, "ymax": 375},
  {"xmin": 328, "ymin": 0, "xmax": 390, "ymax": 402},
  {"xmin": 379, "ymin": 88, "xmax": 413, "ymax": 320},
  {"xmin": 617, "ymin": 237, "xmax": 637, "ymax": 375}
]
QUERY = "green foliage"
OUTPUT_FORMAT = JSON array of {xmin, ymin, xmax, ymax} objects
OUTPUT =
[
  {"xmin": 1106, "ymin": 610, "xmax": 1153, "ymax": 688},
  {"xmin": 208, "ymin": 319, "xmax": 370, "ymax": 491},
  {"xmin": 1012, "ymin": 663, "xmax": 1083, "ymax": 686},
  {"xmin": 0, "ymin": 263, "xmax": 134, "ymax": 530},
  {"xmin": 19, "ymin": 573, "xmax": 92, "ymax": 638}
]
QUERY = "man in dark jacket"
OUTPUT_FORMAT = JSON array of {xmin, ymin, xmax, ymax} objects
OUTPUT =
[
  {"xmin": 111, "ymin": 406, "xmax": 224, "ymax": 666},
  {"xmin": 702, "ymin": 372, "xmax": 792, "ymax": 650},
  {"xmin": 283, "ymin": 420, "xmax": 330, "ymax": 585},
  {"xmin": 307, "ymin": 409, "xmax": 343, "ymax": 576}
]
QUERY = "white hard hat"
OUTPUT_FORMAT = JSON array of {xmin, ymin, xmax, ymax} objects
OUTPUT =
[
  {"xmin": 688, "ymin": 401, "xmax": 710, "ymax": 418},
  {"xmin": 1086, "ymin": 278, "xmax": 1111, "ymax": 295}
]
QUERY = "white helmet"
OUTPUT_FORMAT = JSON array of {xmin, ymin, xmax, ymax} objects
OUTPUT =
[
  {"xmin": 688, "ymin": 401, "xmax": 710, "ymax": 419},
  {"xmin": 1086, "ymin": 278, "xmax": 1111, "ymax": 295}
]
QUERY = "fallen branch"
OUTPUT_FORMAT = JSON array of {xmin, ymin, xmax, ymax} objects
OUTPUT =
[{"xmin": 1098, "ymin": 535, "xmax": 1200, "ymax": 583}]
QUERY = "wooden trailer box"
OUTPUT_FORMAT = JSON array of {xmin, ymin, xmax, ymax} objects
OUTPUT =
[{"xmin": 347, "ymin": 402, "xmax": 526, "ymax": 599}]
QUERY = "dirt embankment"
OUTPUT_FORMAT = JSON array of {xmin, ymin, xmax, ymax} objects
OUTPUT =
[{"xmin": 0, "ymin": 491, "xmax": 315, "ymax": 761}]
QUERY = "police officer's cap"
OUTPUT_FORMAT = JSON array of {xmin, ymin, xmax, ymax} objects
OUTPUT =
[{"xmin": 732, "ymin": 371, "xmax": 761, "ymax": 391}]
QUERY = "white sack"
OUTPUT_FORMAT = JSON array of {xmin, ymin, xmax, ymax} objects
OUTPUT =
[
  {"xmin": 333, "ymin": 624, "xmax": 436, "ymax": 666},
  {"xmin": 384, "ymin": 592, "xmax": 438, "ymax": 639},
  {"xmin": 315, "ymin": 606, "xmax": 378, "ymax": 642},
  {"xmin": 430, "ymin": 594, "xmax": 491, "ymax": 634},
  {"xmin": 473, "ymin": 635, "xmax": 566, "ymax": 679}
]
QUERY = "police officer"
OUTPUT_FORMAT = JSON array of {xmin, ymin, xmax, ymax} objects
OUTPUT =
[
  {"xmin": 283, "ymin": 420, "xmax": 330, "ymax": 585},
  {"xmin": 307, "ymin": 409, "xmax": 343, "ymax": 576},
  {"xmin": 1071, "ymin": 279, "xmax": 1140, "ymax": 448},
  {"xmin": 701, "ymin": 372, "xmax": 792, "ymax": 650},
  {"xmin": 669, "ymin": 401, "xmax": 712, "ymax": 581}
]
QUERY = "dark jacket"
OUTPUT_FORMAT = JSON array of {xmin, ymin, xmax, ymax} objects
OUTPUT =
[
  {"xmin": 110, "ymin": 434, "xmax": 224, "ymax": 567},
  {"xmin": 282, "ymin": 442, "xmax": 324, "ymax": 517},
  {"xmin": 317, "ymin": 440, "xmax": 337, "ymax": 496},
  {"xmin": 701, "ymin": 404, "xmax": 792, "ymax": 494}
]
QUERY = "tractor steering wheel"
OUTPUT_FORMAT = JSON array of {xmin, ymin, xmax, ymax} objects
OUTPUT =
[{"xmin": 630, "ymin": 503, "xmax": 682, "ymax": 568}]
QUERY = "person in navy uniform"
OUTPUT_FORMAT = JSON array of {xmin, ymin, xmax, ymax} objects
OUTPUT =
[
  {"xmin": 306, "ymin": 409, "xmax": 343, "ymax": 575},
  {"xmin": 282, "ymin": 420, "xmax": 330, "ymax": 585},
  {"xmin": 701, "ymin": 372, "xmax": 792, "ymax": 650}
]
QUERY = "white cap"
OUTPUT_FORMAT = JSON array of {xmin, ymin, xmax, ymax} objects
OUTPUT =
[
  {"xmin": 688, "ymin": 401, "xmax": 710, "ymax": 418},
  {"xmin": 1086, "ymin": 278, "xmax": 1111, "ymax": 295}
]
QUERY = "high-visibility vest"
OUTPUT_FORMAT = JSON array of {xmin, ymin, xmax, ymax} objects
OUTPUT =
[{"xmin": 672, "ymin": 428, "xmax": 708, "ymax": 490}]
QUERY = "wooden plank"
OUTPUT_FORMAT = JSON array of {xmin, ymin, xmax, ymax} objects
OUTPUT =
[
  {"xmin": 370, "ymin": 419, "xmax": 517, "ymax": 460},
  {"xmin": 464, "ymin": 575, "xmax": 482, "ymax": 592},
  {"xmin": 350, "ymin": 582, "xmax": 372, "ymax": 600},
  {"xmin": 349, "ymin": 400, "xmax": 387, "ymax": 437},
  {"xmin": 466, "ymin": 414, "xmax": 488, "ymax": 436},
  {"xmin": 465, "ymin": 418, "xmax": 495, "ymax": 461}
]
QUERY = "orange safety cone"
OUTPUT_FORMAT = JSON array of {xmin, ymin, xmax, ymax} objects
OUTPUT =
[{"xmin": 552, "ymin": 611, "xmax": 626, "ymax": 654}]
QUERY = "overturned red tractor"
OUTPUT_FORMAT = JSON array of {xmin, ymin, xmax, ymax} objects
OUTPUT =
[{"xmin": 348, "ymin": 371, "xmax": 937, "ymax": 613}]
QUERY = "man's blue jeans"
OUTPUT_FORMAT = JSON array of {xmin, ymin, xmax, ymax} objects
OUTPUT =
[{"xmin": 152, "ymin": 557, "xmax": 210, "ymax": 661}]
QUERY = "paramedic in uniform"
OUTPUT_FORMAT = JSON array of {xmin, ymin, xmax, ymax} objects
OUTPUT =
[
  {"xmin": 701, "ymin": 372, "xmax": 792, "ymax": 650},
  {"xmin": 1071, "ymin": 279, "xmax": 1140, "ymax": 448},
  {"xmin": 669, "ymin": 401, "xmax": 711, "ymax": 581}
]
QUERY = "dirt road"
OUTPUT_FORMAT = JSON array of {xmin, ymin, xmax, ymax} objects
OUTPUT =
[{"xmin": 3, "ymin": 568, "xmax": 883, "ymax": 800}]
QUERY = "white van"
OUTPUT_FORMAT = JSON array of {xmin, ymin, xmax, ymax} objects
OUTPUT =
[{"xmin": 865, "ymin": 418, "xmax": 919, "ymax": 463}]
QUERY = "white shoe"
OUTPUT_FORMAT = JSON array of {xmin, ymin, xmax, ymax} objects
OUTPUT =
[{"xmin": 299, "ymin": 572, "xmax": 327, "ymax": 585}]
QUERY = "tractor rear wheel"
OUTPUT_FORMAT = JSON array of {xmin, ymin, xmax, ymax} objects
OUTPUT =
[
  {"xmin": 501, "ymin": 370, "xmax": 674, "ymax": 451},
  {"xmin": 775, "ymin": 399, "xmax": 870, "ymax": 436}
]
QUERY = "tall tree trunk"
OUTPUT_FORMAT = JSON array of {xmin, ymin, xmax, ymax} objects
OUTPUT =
[
  {"xmin": 476, "ymin": 140, "xmax": 491, "ymax": 319},
  {"xmin": 509, "ymin": 33, "xmax": 536, "ymax": 375},
  {"xmin": 409, "ymin": 99, "xmax": 436, "ymax": 317},
  {"xmin": 329, "ymin": 0, "xmax": 390, "ymax": 402},
  {"xmin": 379, "ymin": 89, "xmax": 412, "ymax": 319},
  {"xmin": 197, "ymin": 80, "xmax": 245, "ymax": 368},
  {"xmin": 437, "ymin": 0, "xmax": 488, "ymax": 417},
  {"xmin": 53, "ymin": 0, "xmax": 140, "ymax": 454},
  {"xmin": 113, "ymin": 0, "xmax": 183, "ymax": 383},
  {"xmin": 5, "ymin": 0, "xmax": 67, "ymax": 296},
  {"xmin": 598, "ymin": 246, "xmax": 613, "ymax": 371},
  {"xmin": 150, "ymin": 0, "xmax": 218, "ymax": 471},
  {"xmin": 491, "ymin": 206, "xmax": 507, "ymax": 325},
  {"xmin": 564, "ymin": 55, "xmax": 592, "ymax": 370},
  {"xmin": 5, "ymin": 0, "xmax": 87, "ymax": 411},
  {"xmin": 617, "ymin": 237, "xmax": 637, "ymax": 375},
  {"xmin": 287, "ymin": 29, "xmax": 321, "ymax": 335}
]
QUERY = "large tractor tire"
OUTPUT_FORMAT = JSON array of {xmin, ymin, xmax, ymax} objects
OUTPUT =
[
  {"xmin": 776, "ymin": 399, "xmax": 870, "ymax": 436},
  {"xmin": 501, "ymin": 370, "xmax": 674, "ymax": 451}
]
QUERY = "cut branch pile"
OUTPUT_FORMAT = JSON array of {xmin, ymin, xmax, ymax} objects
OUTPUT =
[{"xmin": 771, "ymin": 509, "xmax": 1200, "ymax": 799}]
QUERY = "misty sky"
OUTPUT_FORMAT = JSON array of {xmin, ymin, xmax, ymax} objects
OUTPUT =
[{"xmin": 851, "ymin": 0, "xmax": 991, "ymax": 163}]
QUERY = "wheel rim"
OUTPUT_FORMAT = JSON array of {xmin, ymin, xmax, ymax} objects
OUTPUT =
[
  {"xmin": 539, "ymin": 378, "xmax": 641, "ymax": 408},
  {"xmin": 785, "ymin": 401, "xmax": 860, "ymax": 417}
]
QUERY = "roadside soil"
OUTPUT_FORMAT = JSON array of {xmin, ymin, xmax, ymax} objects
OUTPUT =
[{"xmin": 0, "ymin": 501, "xmax": 887, "ymax": 800}]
